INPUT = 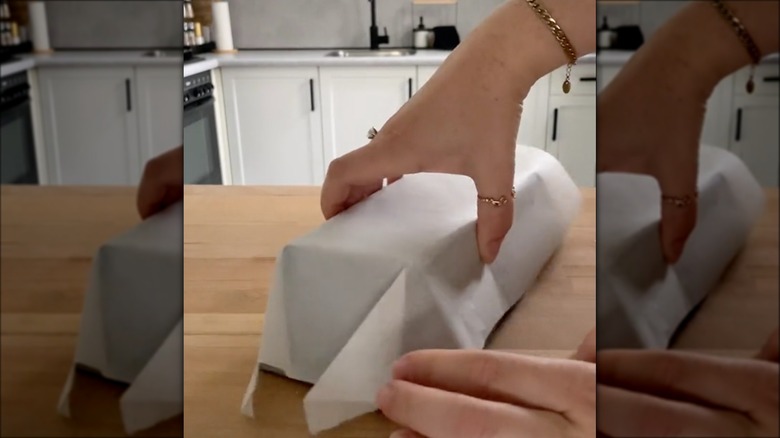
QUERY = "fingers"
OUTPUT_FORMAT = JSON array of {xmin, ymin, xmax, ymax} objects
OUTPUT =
[
  {"xmin": 756, "ymin": 328, "xmax": 780, "ymax": 362},
  {"xmin": 598, "ymin": 349, "xmax": 779, "ymax": 415},
  {"xmin": 472, "ymin": 161, "xmax": 515, "ymax": 264},
  {"xmin": 321, "ymin": 140, "xmax": 413, "ymax": 219},
  {"xmin": 391, "ymin": 349, "xmax": 594, "ymax": 418},
  {"xmin": 597, "ymin": 384, "xmax": 750, "ymax": 437},
  {"xmin": 572, "ymin": 327, "xmax": 596, "ymax": 363},
  {"xmin": 137, "ymin": 146, "xmax": 184, "ymax": 219},
  {"xmin": 655, "ymin": 155, "xmax": 698, "ymax": 264},
  {"xmin": 659, "ymin": 201, "xmax": 697, "ymax": 264},
  {"xmin": 376, "ymin": 380, "xmax": 565, "ymax": 438},
  {"xmin": 389, "ymin": 429, "xmax": 426, "ymax": 438}
]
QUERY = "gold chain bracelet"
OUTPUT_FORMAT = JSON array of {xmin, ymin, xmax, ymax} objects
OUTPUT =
[
  {"xmin": 523, "ymin": 0, "xmax": 578, "ymax": 94},
  {"xmin": 711, "ymin": 0, "xmax": 762, "ymax": 93}
]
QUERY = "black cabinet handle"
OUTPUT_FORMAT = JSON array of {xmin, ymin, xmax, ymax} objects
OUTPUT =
[
  {"xmin": 125, "ymin": 79, "xmax": 132, "ymax": 112},
  {"xmin": 763, "ymin": 76, "xmax": 779, "ymax": 82},
  {"xmin": 735, "ymin": 108, "xmax": 742, "ymax": 142},
  {"xmin": 580, "ymin": 77, "xmax": 597, "ymax": 82},
  {"xmin": 552, "ymin": 108, "xmax": 558, "ymax": 142},
  {"xmin": 408, "ymin": 78, "xmax": 413, "ymax": 99},
  {"xmin": 309, "ymin": 78, "xmax": 315, "ymax": 112}
]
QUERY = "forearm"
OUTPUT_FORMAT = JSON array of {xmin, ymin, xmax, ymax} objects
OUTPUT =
[
  {"xmin": 442, "ymin": 0, "xmax": 596, "ymax": 100},
  {"xmin": 620, "ymin": 0, "xmax": 779, "ymax": 100}
]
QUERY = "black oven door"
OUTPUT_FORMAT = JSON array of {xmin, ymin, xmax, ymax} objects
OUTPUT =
[
  {"xmin": 1, "ymin": 98, "xmax": 38, "ymax": 184},
  {"xmin": 183, "ymin": 97, "xmax": 222, "ymax": 185}
]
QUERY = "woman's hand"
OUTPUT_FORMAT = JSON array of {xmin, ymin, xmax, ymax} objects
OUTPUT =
[
  {"xmin": 377, "ymin": 344, "xmax": 595, "ymax": 437},
  {"xmin": 320, "ymin": 0, "xmax": 595, "ymax": 263},
  {"xmin": 597, "ymin": 328, "xmax": 780, "ymax": 437},
  {"xmin": 597, "ymin": 0, "xmax": 780, "ymax": 264},
  {"xmin": 137, "ymin": 146, "xmax": 183, "ymax": 219}
]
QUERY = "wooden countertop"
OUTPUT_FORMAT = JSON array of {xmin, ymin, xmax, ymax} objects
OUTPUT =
[{"xmin": 1, "ymin": 186, "xmax": 776, "ymax": 437}]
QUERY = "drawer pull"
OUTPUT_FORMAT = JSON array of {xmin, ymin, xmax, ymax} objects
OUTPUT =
[
  {"xmin": 552, "ymin": 108, "xmax": 558, "ymax": 142},
  {"xmin": 408, "ymin": 78, "xmax": 413, "ymax": 99},
  {"xmin": 579, "ymin": 77, "xmax": 596, "ymax": 82},
  {"xmin": 735, "ymin": 108, "xmax": 742, "ymax": 142},
  {"xmin": 763, "ymin": 76, "xmax": 779, "ymax": 83},
  {"xmin": 309, "ymin": 79, "xmax": 315, "ymax": 112}
]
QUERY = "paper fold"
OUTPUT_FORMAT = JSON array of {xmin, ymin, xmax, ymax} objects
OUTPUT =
[{"xmin": 242, "ymin": 145, "xmax": 582, "ymax": 434}]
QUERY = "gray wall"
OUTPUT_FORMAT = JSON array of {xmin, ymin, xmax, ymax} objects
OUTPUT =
[
  {"xmin": 46, "ymin": 1, "xmax": 180, "ymax": 49},
  {"xmin": 229, "ymin": 0, "xmax": 504, "ymax": 49},
  {"xmin": 599, "ymin": 1, "xmax": 687, "ymax": 39}
]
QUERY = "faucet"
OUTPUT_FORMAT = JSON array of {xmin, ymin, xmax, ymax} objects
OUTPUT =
[{"xmin": 368, "ymin": 0, "xmax": 389, "ymax": 50}]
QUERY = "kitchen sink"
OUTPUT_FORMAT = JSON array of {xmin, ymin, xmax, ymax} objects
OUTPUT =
[
  {"xmin": 325, "ymin": 49, "xmax": 417, "ymax": 58},
  {"xmin": 142, "ymin": 50, "xmax": 170, "ymax": 58}
]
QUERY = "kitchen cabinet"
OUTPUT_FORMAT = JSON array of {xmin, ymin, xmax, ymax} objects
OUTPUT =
[
  {"xmin": 319, "ymin": 66, "xmax": 416, "ymax": 164},
  {"xmin": 38, "ymin": 67, "xmax": 140, "ymax": 185},
  {"xmin": 134, "ymin": 66, "xmax": 183, "ymax": 163},
  {"xmin": 417, "ymin": 65, "xmax": 437, "ymax": 90},
  {"xmin": 545, "ymin": 65, "xmax": 597, "ymax": 187},
  {"xmin": 546, "ymin": 96, "xmax": 596, "ymax": 187},
  {"xmin": 37, "ymin": 65, "xmax": 181, "ymax": 185},
  {"xmin": 220, "ymin": 67, "xmax": 324, "ymax": 185},
  {"xmin": 730, "ymin": 96, "xmax": 779, "ymax": 186}
]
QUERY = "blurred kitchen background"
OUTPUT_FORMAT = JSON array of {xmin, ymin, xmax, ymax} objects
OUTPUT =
[
  {"xmin": 181, "ymin": 0, "xmax": 597, "ymax": 187},
  {"xmin": 597, "ymin": 0, "xmax": 778, "ymax": 187},
  {"xmin": 1, "ymin": 0, "xmax": 181, "ymax": 186}
]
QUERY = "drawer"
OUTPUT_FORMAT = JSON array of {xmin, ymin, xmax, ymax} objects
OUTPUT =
[
  {"xmin": 735, "ymin": 63, "xmax": 779, "ymax": 96},
  {"xmin": 550, "ymin": 63, "xmax": 597, "ymax": 96}
]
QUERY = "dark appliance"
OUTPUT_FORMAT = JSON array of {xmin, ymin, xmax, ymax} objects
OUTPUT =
[
  {"xmin": 183, "ymin": 71, "xmax": 222, "ymax": 184},
  {"xmin": 1, "ymin": 71, "xmax": 38, "ymax": 184},
  {"xmin": 611, "ymin": 25, "xmax": 644, "ymax": 51},
  {"xmin": 432, "ymin": 26, "xmax": 460, "ymax": 50}
]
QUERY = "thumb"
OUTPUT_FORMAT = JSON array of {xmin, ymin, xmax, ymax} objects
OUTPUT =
[{"xmin": 473, "ymin": 165, "xmax": 515, "ymax": 264}]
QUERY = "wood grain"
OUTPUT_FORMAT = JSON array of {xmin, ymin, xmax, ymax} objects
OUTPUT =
[
  {"xmin": 0, "ymin": 187, "xmax": 182, "ymax": 438},
  {"xmin": 182, "ymin": 186, "xmax": 596, "ymax": 438}
]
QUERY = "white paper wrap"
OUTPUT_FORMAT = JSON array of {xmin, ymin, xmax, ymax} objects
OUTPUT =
[
  {"xmin": 241, "ymin": 146, "xmax": 582, "ymax": 434},
  {"xmin": 58, "ymin": 203, "xmax": 183, "ymax": 435},
  {"xmin": 28, "ymin": 1, "xmax": 50, "ymax": 52},
  {"xmin": 597, "ymin": 145, "xmax": 764, "ymax": 349},
  {"xmin": 212, "ymin": 1, "xmax": 235, "ymax": 52}
]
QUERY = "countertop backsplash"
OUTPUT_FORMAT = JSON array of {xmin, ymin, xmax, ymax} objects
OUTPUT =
[{"xmin": 228, "ymin": 0, "xmax": 503, "ymax": 49}]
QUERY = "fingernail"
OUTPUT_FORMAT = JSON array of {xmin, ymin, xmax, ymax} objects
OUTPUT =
[
  {"xmin": 376, "ymin": 382, "xmax": 395, "ymax": 409},
  {"xmin": 391, "ymin": 354, "xmax": 411, "ymax": 378}
]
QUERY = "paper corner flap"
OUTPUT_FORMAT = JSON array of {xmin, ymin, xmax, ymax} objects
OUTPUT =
[
  {"xmin": 240, "ymin": 364, "xmax": 261, "ymax": 418},
  {"xmin": 56, "ymin": 366, "xmax": 76, "ymax": 418}
]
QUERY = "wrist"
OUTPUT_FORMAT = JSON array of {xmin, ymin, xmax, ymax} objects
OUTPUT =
[{"xmin": 447, "ymin": 0, "xmax": 595, "ymax": 102}]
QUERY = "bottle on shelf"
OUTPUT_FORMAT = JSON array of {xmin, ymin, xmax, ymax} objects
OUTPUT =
[{"xmin": 597, "ymin": 16, "xmax": 614, "ymax": 50}]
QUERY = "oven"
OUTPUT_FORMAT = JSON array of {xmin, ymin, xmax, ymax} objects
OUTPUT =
[
  {"xmin": 183, "ymin": 71, "xmax": 222, "ymax": 184},
  {"xmin": 1, "ymin": 71, "xmax": 38, "ymax": 184}
]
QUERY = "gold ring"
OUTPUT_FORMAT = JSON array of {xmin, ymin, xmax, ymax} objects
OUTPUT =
[
  {"xmin": 367, "ymin": 127, "xmax": 378, "ymax": 139},
  {"xmin": 661, "ymin": 192, "xmax": 698, "ymax": 208},
  {"xmin": 478, "ymin": 188, "xmax": 517, "ymax": 207}
]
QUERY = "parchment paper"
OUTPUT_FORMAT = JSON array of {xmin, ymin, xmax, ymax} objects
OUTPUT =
[
  {"xmin": 58, "ymin": 202, "xmax": 183, "ymax": 435},
  {"xmin": 597, "ymin": 145, "xmax": 764, "ymax": 349},
  {"xmin": 241, "ymin": 146, "xmax": 583, "ymax": 434}
]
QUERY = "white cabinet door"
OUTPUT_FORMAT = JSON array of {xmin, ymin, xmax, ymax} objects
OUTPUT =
[
  {"xmin": 701, "ymin": 75, "xmax": 734, "ymax": 149},
  {"xmin": 417, "ymin": 65, "xmax": 437, "ymax": 90},
  {"xmin": 320, "ymin": 66, "xmax": 416, "ymax": 163},
  {"xmin": 546, "ymin": 96, "xmax": 596, "ymax": 187},
  {"xmin": 37, "ymin": 67, "xmax": 139, "ymax": 185},
  {"xmin": 221, "ymin": 67, "xmax": 324, "ymax": 185},
  {"xmin": 134, "ymin": 66, "xmax": 182, "ymax": 171},
  {"xmin": 730, "ymin": 96, "xmax": 779, "ymax": 187},
  {"xmin": 596, "ymin": 65, "xmax": 620, "ymax": 94}
]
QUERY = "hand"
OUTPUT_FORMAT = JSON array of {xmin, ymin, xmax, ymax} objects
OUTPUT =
[
  {"xmin": 321, "ymin": 51, "xmax": 522, "ymax": 263},
  {"xmin": 596, "ymin": 328, "xmax": 780, "ymax": 437},
  {"xmin": 137, "ymin": 146, "xmax": 183, "ymax": 219},
  {"xmin": 320, "ymin": 0, "xmax": 595, "ymax": 264},
  {"xmin": 376, "ymin": 346, "xmax": 595, "ymax": 438}
]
